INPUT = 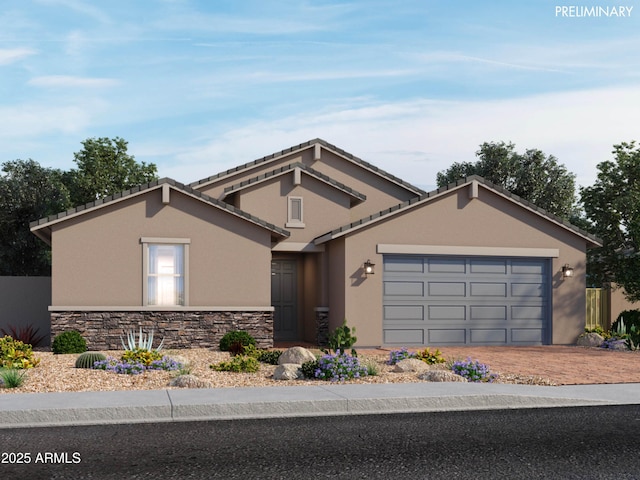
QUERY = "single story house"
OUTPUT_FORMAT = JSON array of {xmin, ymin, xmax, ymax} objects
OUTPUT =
[{"xmin": 31, "ymin": 139, "xmax": 601, "ymax": 349}]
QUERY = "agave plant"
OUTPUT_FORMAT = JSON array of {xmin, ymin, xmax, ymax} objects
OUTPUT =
[{"xmin": 120, "ymin": 328, "xmax": 164, "ymax": 352}]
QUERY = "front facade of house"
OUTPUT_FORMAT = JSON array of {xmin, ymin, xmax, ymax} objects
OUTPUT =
[{"xmin": 31, "ymin": 139, "xmax": 601, "ymax": 349}]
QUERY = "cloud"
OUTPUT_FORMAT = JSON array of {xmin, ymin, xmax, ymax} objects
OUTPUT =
[
  {"xmin": 28, "ymin": 75, "xmax": 120, "ymax": 88},
  {"xmin": 0, "ymin": 48, "xmax": 36, "ymax": 65}
]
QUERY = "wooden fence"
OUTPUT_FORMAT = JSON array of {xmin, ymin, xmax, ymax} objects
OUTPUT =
[{"xmin": 585, "ymin": 288, "xmax": 608, "ymax": 330}]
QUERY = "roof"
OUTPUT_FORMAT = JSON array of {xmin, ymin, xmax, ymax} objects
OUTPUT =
[
  {"xmin": 314, "ymin": 175, "xmax": 603, "ymax": 247},
  {"xmin": 30, "ymin": 178, "xmax": 290, "ymax": 245},
  {"xmin": 223, "ymin": 162, "xmax": 367, "ymax": 204},
  {"xmin": 190, "ymin": 138, "xmax": 426, "ymax": 196}
]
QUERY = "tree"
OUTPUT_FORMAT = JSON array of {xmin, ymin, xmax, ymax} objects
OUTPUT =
[
  {"xmin": 0, "ymin": 160, "xmax": 71, "ymax": 275},
  {"xmin": 436, "ymin": 141, "xmax": 577, "ymax": 219},
  {"xmin": 65, "ymin": 137, "xmax": 158, "ymax": 206},
  {"xmin": 580, "ymin": 142, "xmax": 640, "ymax": 300}
]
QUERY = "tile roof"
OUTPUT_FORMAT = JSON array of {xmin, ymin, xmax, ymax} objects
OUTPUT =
[
  {"xmin": 223, "ymin": 162, "xmax": 367, "ymax": 203},
  {"xmin": 30, "ymin": 177, "xmax": 290, "ymax": 244},
  {"xmin": 314, "ymin": 175, "xmax": 602, "ymax": 247},
  {"xmin": 190, "ymin": 138, "xmax": 426, "ymax": 196}
]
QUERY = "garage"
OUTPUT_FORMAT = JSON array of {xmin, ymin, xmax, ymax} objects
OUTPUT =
[{"xmin": 383, "ymin": 255, "xmax": 551, "ymax": 346}]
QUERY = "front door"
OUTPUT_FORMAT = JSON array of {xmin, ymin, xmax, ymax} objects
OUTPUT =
[{"xmin": 271, "ymin": 259, "xmax": 298, "ymax": 340}]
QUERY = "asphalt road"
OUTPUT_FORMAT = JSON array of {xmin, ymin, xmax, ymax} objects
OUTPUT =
[{"xmin": 2, "ymin": 405, "xmax": 640, "ymax": 479}]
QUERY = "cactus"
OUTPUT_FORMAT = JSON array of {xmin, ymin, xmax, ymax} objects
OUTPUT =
[{"xmin": 75, "ymin": 352, "xmax": 107, "ymax": 369}]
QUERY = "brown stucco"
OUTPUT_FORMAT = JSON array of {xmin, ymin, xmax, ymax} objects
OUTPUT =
[
  {"xmin": 50, "ymin": 188, "xmax": 274, "ymax": 307},
  {"xmin": 327, "ymin": 185, "xmax": 589, "ymax": 346}
]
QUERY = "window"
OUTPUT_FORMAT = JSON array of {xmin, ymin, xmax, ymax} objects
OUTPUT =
[
  {"xmin": 286, "ymin": 196, "xmax": 305, "ymax": 228},
  {"xmin": 141, "ymin": 238, "xmax": 190, "ymax": 306}
]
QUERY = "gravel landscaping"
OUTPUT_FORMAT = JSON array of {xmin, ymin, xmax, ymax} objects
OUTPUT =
[{"xmin": 0, "ymin": 347, "xmax": 557, "ymax": 394}]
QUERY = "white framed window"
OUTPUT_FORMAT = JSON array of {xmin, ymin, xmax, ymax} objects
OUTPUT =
[
  {"xmin": 141, "ymin": 238, "xmax": 190, "ymax": 306},
  {"xmin": 286, "ymin": 196, "xmax": 305, "ymax": 228}
]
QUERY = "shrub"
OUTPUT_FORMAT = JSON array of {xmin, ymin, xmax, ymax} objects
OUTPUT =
[
  {"xmin": 585, "ymin": 325, "xmax": 611, "ymax": 339},
  {"xmin": 93, "ymin": 355, "xmax": 182, "ymax": 375},
  {"xmin": 52, "ymin": 330, "xmax": 87, "ymax": 354},
  {"xmin": 451, "ymin": 357, "xmax": 498, "ymax": 383},
  {"xmin": 0, "ymin": 335, "xmax": 40, "ymax": 369},
  {"xmin": 75, "ymin": 352, "xmax": 107, "ymax": 369},
  {"xmin": 250, "ymin": 347, "xmax": 282, "ymax": 365},
  {"xmin": 210, "ymin": 355, "xmax": 259, "ymax": 373},
  {"xmin": 364, "ymin": 358, "xmax": 379, "ymax": 376},
  {"xmin": 612, "ymin": 310, "xmax": 640, "ymax": 337},
  {"xmin": 323, "ymin": 319, "xmax": 357, "ymax": 356},
  {"xmin": 0, "ymin": 368, "xmax": 27, "ymax": 388},
  {"xmin": 121, "ymin": 348, "xmax": 164, "ymax": 366},
  {"xmin": 386, "ymin": 347, "xmax": 416, "ymax": 365},
  {"xmin": 0, "ymin": 324, "xmax": 46, "ymax": 347},
  {"xmin": 300, "ymin": 359, "xmax": 319, "ymax": 379},
  {"xmin": 219, "ymin": 331, "xmax": 256, "ymax": 352},
  {"xmin": 415, "ymin": 348, "xmax": 446, "ymax": 365},
  {"xmin": 314, "ymin": 351, "xmax": 368, "ymax": 382}
]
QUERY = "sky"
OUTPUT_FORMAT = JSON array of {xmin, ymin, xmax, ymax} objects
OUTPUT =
[{"xmin": 1, "ymin": 0, "xmax": 639, "ymax": 192}]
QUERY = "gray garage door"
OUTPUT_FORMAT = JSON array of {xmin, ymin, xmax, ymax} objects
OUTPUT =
[{"xmin": 383, "ymin": 255, "xmax": 550, "ymax": 346}]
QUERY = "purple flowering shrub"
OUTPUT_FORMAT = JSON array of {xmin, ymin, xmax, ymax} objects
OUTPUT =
[
  {"xmin": 314, "ymin": 350, "xmax": 368, "ymax": 382},
  {"xmin": 451, "ymin": 357, "xmax": 498, "ymax": 383},
  {"xmin": 93, "ymin": 356, "xmax": 182, "ymax": 375},
  {"xmin": 386, "ymin": 347, "xmax": 416, "ymax": 365}
]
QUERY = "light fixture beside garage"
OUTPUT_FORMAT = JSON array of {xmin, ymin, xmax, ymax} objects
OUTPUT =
[
  {"xmin": 364, "ymin": 259, "xmax": 375, "ymax": 275},
  {"xmin": 562, "ymin": 264, "xmax": 574, "ymax": 279}
]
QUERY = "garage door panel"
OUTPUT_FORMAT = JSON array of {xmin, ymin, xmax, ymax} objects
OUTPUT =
[
  {"xmin": 427, "ymin": 258, "xmax": 466, "ymax": 273},
  {"xmin": 511, "ymin": 283, "xmax": 544, "ymax": 297},
  {"xmin": 384, "ymin": 329, "xmax": 424, "ymax": 344},
  {"xmin": 428, "ymin": 305, "xmax": 466, "ymax": 320},
  {"xmin": 383, "ymin": 255, "xmax": 549, "ymax": 346},
  {"xmin": 470, "ymin": 305, "xmax": 507, "ymax": 320},
  {"xmin": 470, "ymin": 329, "xmax": 507, "ymax": 344},
  {"xmin": 384, "ymin": 281, "xmax": 424, "ymax": 296},
  {"xmin": 428, "ymin": 329, "xmax": 466, "ymax": 344},
  {"xmin": 428, "ymin": 282, "xmax": 466, "ymax": 296},
  {"xmin": 470, "ymin": 282, "xmax": 507, "ymax": 297},
  {"xmin": 470, "ymin": 259, "xmax": 507, "ymax": 274},
  {"xmin": 384, "ymin": 305, "xmax": 423, "ymax": 321}
]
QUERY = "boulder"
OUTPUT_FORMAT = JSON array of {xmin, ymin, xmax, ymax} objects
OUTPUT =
[
  {"xmin": 273, "ymin": 364, "xmax": 303, "ymax": 380},
  {"xmin": 278, "ymin": 346, "xmax": 316, "ymax": 365},
  {"xmin": 576, "ymin": 332, "xmax": 604, "ymax": 347},
  {"xmin": 169, "ymin": 374, "xmax": 212, "ymax": 389},
  {"xmin": 392, "ymin": 358, "xmax": 430, "ymax": 373},
  {"xmin": 419, "ymin": 370, "xmax": 468, "ymax": 382}
]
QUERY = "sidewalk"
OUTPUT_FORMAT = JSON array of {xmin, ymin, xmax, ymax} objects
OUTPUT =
[{"xmin": 2, "ymin": 382, "xmax": 640, "ymax": 429}]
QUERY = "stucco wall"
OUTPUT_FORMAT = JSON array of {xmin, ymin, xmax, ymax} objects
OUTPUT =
[
  {"xmin": 51, "ymin": 188, "xmax": 273, "ymax": 308},
  {"xmin": 330, "ymin": 185, "xmax": 590, "ymax": 346}
]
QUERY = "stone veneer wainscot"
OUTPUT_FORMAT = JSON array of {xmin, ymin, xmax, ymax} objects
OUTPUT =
[{"xmin": 50, "ymin": 310, "xmax": 274, "ymax": 350}]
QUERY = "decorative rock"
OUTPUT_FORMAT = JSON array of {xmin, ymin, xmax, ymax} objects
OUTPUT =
[
  {"xmin": 169, "ymin": 374, "xmax": 212, "ymax": 389},
  {"xmin": 419, "ymin": 370, "xmax": 468, "ymax": 382},
  {"xmin": 273, "ymin": 364, "xmax": 303, "ymax": 380},
  {"xmin": 577, "ymin": 332, "xmax": 604, "ymax": 347},
  {"xmin": 392, "ymin": 358, "xmax": 430, "ymax": 373},
  {"xmin": 278, "ymin": 346, "xmax": 317, "ymax": 365}
]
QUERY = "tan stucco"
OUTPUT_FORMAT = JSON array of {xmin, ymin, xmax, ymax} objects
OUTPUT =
[
  {"xmin": 51, "ymin": 188, "xmax": 273, "ymax": 307},
  {"xmin": 330, "ymin": 186, "xmax": 589, "ymax": 346}
]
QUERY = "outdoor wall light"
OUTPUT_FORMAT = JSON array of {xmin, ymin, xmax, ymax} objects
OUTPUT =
[
  {"xmin": 364, "ymin": 259, "xmax": 375, "ymax": 275},
  {"xmin": 562, "ymin": 264, "xmax": 574, "ymax": 279}
]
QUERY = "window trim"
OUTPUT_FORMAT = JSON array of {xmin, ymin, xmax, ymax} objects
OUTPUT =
[
  {"xmin": 286, "ymin": 196, "xmax": 305, "ymax": 228},
  {"xmin": 141, "ymin": 238, "xmax": 190, "ymax": 306}
]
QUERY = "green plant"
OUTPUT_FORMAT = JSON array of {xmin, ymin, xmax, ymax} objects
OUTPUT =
[
  {"xmin": 0, "ymin": 324, "xmax": 47, "ymax": 347},
  {"xmin": 322, "ymin": 319, "xmax": 357, "ymax": 357},
  {"xmin": 0, "ymin": 335, "xmax": 41, "ymax": 368},
  {"xmin": 52, "ymin": 330, "xmax": 87, "ymax": 354},
  {"xmin": 584, "ymin": 325, "xmax": 611, "ymax": 339},
  {"xmin": 256, "ymin": 349, "xmax": 283, "ymax": 365},
  {"xmin": 612, "ymin": 310, "xmax": 640, "ymax": 338},
  {"xmin": 451, "ymin": 357, "xmax": 498, "ymax": 383},
  {"xmin": 219, "ymin": 330, "xmax": 256, "ymax": 352},
  {"xmin": 314, "ymin": 351, "xmax": 368, "ymax": 382},
  {"xmin": 0, "ymin": 368, "xmax": 27, "ymax": 388},
  {"xmin": 300, "ymin": 359, "xmax": 320, "ymax": 379},
  {"xmin": 121, "ymin": 328, "xmax": 164, "ymax": 352},
  {"xmin": 415, "ymin": 347, "xmax": 446, "ymax": 365},
  {"xmin": 210, "ymin": 355, "xmax": 259, "ymax": 373},
  {"xmin": 364, "ymin": 358, "xmax": 379, "ymax": 376},
  {"xmin": 121, "ymin": 348, "xmax": 163, "ymax": 366},
  {"xmin": 75, "ymin": 352, "xmax": 107, "ymax": 369},
  {"xmin": 626, "ymin": 325, "xmax": 640, "ymax": 351}
]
